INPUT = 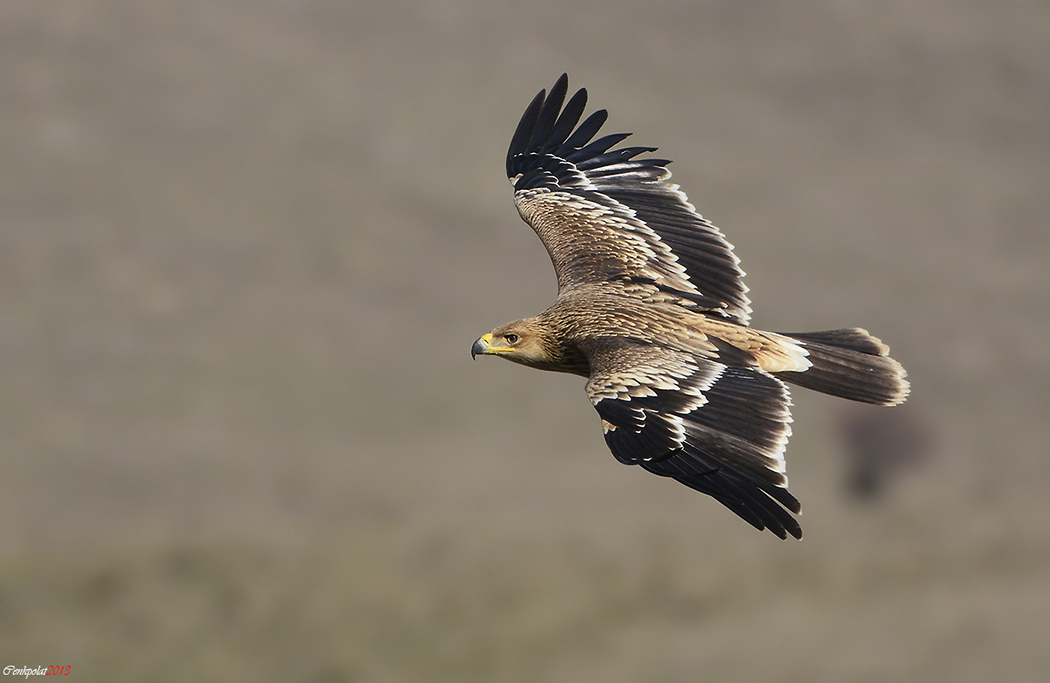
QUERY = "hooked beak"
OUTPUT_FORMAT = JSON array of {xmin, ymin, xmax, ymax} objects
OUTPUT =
[{"xmin": 471, "ymin": 333, "xmax": 492, "ymax": 360}]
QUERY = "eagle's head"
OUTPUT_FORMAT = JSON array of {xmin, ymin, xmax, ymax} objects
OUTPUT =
[
  {"xmin": 471, "ymin": 319, "xmax": 553, "ymax": 369},
  {"xmin": 472, "ymin": 316, "xmax": 591, "ymax": 376}
]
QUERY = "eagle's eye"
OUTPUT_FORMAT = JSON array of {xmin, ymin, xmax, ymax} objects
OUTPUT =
[{"xmin": 504, "ymin": 333, "xmax": 520, "ymax": 344}]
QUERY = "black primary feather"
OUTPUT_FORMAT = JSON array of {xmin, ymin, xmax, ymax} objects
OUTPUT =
[
  {"xmin": 506, "ymin": 88, "xmax": 546, "ymax": 173},
  {"xmin": 542, "ymin": 87, "xmax": 589, "ymax": 154},
  {"xmin": 527, "ymin": 73, "xmax": 568, "ymax": 154}
]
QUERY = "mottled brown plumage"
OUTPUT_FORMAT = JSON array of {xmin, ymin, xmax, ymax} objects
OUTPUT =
[{"xmin": 472, "ymin": 75, "xmax": 909, "ymax": 539}]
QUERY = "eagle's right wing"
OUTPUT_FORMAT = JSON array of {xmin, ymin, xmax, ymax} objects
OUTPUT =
[
  {"xmin": 584, "ymin": 340, "xmax": 802, "ymax": 539},
  {"xmin": 507, "ymin": 74, "xmax": 752, "ymax": 324}
]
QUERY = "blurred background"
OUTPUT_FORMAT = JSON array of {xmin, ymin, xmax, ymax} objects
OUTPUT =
[{"xmin": 2, "ymin": 1, "xmax": 1049, "ymax": 680}]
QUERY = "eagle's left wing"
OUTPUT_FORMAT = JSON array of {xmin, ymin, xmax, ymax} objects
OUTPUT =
[
  {"xmin": 584, "ymin": 340, "xmax": 802, "ymax": 539},
  {"xmin": 507, "ymin": 74, "xmax": 752, "ymax": 323}
]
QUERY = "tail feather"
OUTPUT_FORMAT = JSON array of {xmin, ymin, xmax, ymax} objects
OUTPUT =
[{"xmin": 777, "ymin": 328, "xmax": 910, "ymax": 406}]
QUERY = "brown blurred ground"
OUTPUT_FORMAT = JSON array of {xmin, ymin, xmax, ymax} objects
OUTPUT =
[{"xmin": 2, "ymin": 1, "xmax": 1049, "ymax": 681}]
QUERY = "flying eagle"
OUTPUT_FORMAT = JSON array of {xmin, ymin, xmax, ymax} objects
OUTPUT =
[{"xmin": 471, "ymin": 75, "xmax": 909, "ymax": 539}]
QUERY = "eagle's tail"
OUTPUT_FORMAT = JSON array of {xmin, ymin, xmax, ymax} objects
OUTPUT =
[{"xmin": 776, "ymin": 328, "xmax": 910, "ymax": 406}]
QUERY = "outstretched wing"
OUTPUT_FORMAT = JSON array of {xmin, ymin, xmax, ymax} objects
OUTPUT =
[
  {"xmin": 584, "ymin": 340, "xmax": 801, "ymax": 539},
  {"xmin": 507, "ymin": 74, "xmax": 752, "ymax": 324}
]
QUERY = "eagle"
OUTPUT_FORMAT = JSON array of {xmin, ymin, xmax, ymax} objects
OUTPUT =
[{"xmin": 471, "ymin": 75, "xmax": 909, "ymax": 539}]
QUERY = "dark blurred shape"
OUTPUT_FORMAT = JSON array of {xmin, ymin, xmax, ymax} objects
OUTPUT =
[{"xmin": 838, "ymin": 405, "xmax": 932, "ymax": 500}]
